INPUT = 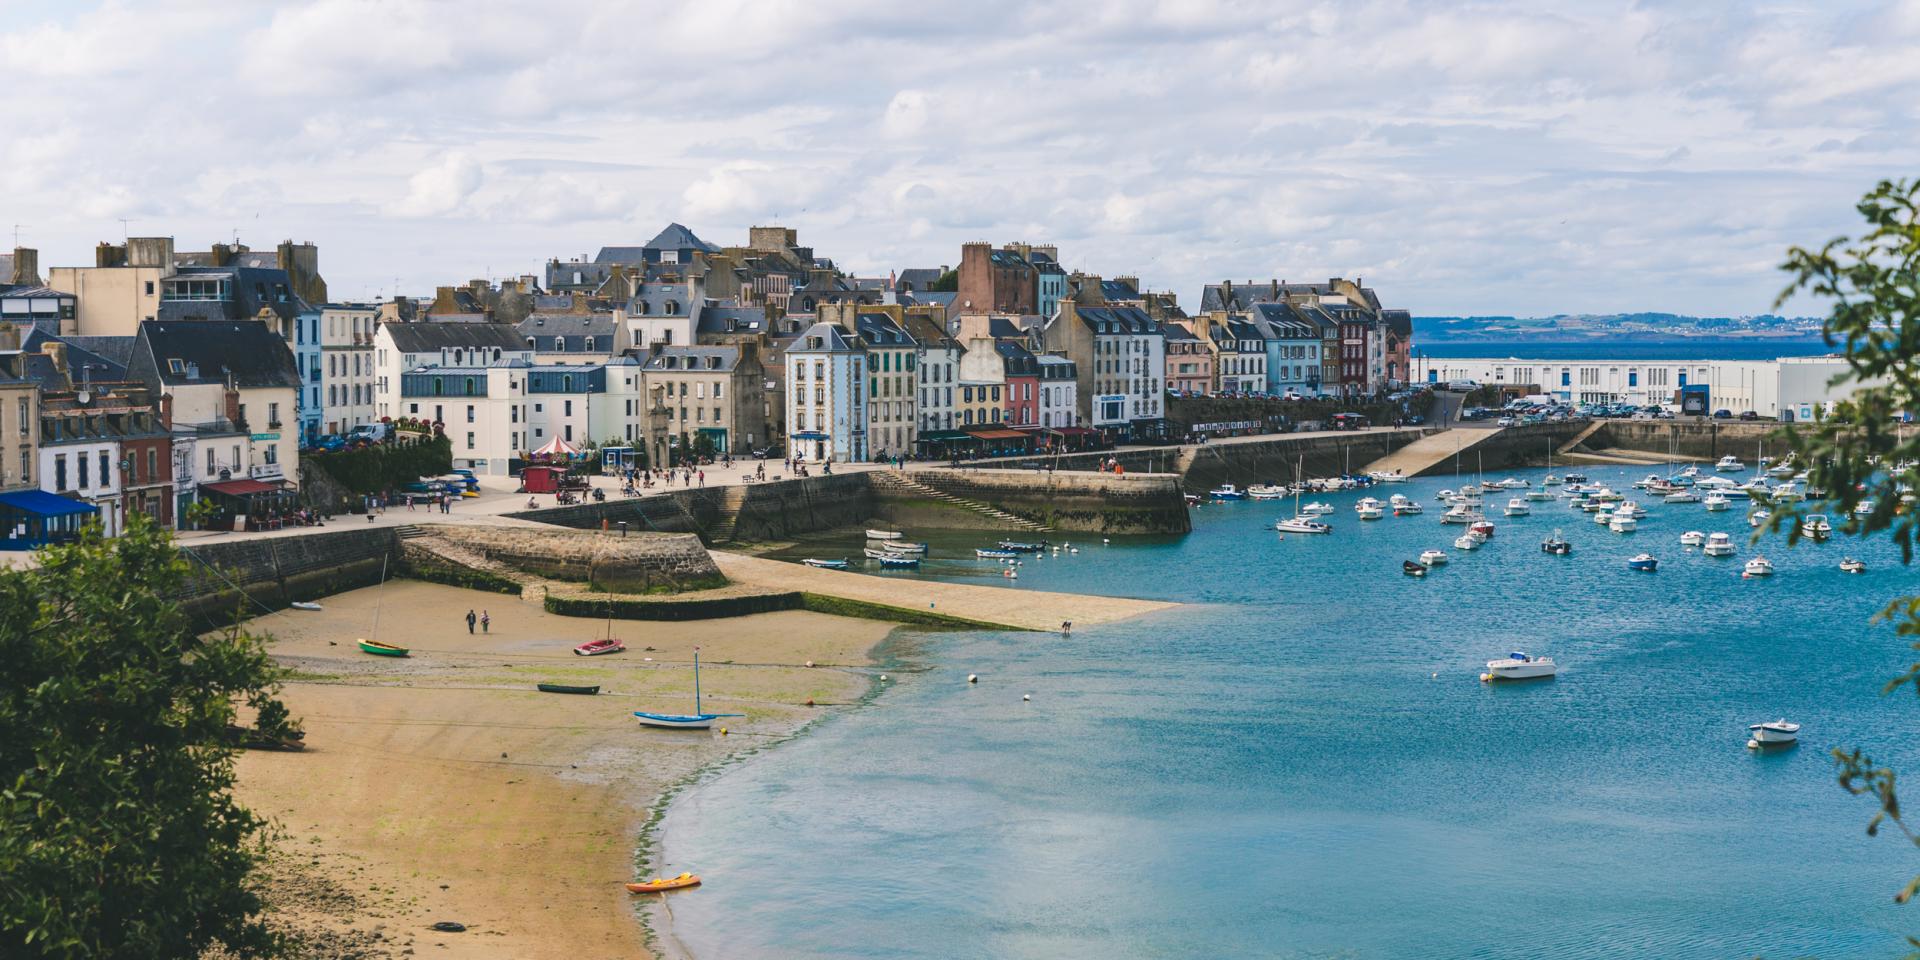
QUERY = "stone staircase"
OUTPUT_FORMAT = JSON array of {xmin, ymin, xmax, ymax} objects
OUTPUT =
[
  {"xmin": 873, "ymin": 471, "xmax": 1052, "ymax": 532},
  {"xmin": 1556, "ymin": 420, "xmax": 1607, "ymax": 456},
  {"xmin": 704, "ymin": 487, "xmax": 749, "ymax": 544},
  {"xmin": 395, "ymin": 524, "xmax": 427, "ymax": 541},
  {"xmin": 1360, "ymin": 427, "xmax": 1501, "ymax": 479}
]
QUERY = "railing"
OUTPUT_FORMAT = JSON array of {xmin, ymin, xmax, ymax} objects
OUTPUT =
[{"xmin": 172, "ymin": 418, "xmax": 246, "ymax": 436}]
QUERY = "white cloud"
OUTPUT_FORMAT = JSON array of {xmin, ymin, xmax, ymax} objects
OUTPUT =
[
  {"xmin": 0, "ymin": 0, "xmax": 1914, "ymax": 312},
  {"xmin": 388, "ymin": 152, "xmax": 484, "ymax": 218}
]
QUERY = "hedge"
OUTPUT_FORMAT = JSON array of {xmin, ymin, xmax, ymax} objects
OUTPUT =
[{"xmin": 305, "ymin": 436, "xmax": 454, "ymax": 496}]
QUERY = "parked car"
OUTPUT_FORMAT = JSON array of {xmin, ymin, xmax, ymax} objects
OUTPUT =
[
  {"xmin": 1496, "ymin": 416, "xmax": 1516, "ymax": 427},
  {"xmin": 347, "ymin": 423, "xmax": 391, "ymax": 444},
  {"xmin": 1739, "ymin": 410, "xmax": 1761, "ymax": 421},
  {"xmin": 312, "ymin": 434, "xmax": 346, "ymax": 453},
  {"xmin": 1445, "ymin": 380, "xmax": 1479, "ymax": 392},
  {"xmin": 1713, "ymin": 409, "xmax": 1733, "ymax": 419}
]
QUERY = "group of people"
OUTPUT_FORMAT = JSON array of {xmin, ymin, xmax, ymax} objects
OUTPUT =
[{"xmin": 465, "ymin": 608, "xmax": 490, "ymax": 634}]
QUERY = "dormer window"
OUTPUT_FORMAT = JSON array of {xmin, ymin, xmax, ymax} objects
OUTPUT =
[
  {"xmin": 583, "ymin": 337, "xmax": 594, "ymax": 352},
  {"xmin": 167, "ymin": 359, "xmax": 186, "ymax": 375},
  {"xmin": 665, "ymin": 301, "xmax": 679, "ymax": 315},
  {"xmin": 527, "ymin": 337, "xmax": 536, "ymax": 349}
]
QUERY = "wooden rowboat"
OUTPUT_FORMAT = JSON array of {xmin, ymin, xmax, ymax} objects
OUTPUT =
[
  {"xmin": 357, "ymin": 639, "xmax": 409, "ymax": 657},
  {"xmin": 626, "ymin": 872, "xmax": 701, "ymax": 894},
  {"xmin": 290, "ymin": 601, "xmax": 323, "ymax": 611},
  {"xmin": 537, "ymin": 683, "xmax": 600, "ymax": 695},
  {"xmin": 573, "ymin": 637, "xmax": 626, "ymax": 656}
]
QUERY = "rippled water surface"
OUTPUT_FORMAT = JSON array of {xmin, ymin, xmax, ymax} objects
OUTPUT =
[{"xmin": 661, "ymin": 464, "xmax": 1920, "ymax": 959}]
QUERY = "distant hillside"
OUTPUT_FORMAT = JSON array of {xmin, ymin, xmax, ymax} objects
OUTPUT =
[{"xmin": 1416, "ymin": 313, "xmax": 1824, "ymax": 341}]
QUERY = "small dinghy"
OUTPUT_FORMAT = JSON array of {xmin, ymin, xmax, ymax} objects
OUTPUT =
[
  {"xmin": 627, "ymin": 873, "xmax": 702, "ymax": 894},
  {"xmin": 290, "ymin": 601, "xmax": 323, "ymax": 612},
  {"xmin": 996, "ymin": 540, "xmax": 1047, "ymax": 552},
  {"xmin": 537, "ymin": 683, "xmax": 600, "ymax": 695},
  {"xmin": 1840, "ymin": 557, "xmax": 1866, "ymax": 574},
  {"xmin": 865, "ymin": 529, "xmax": 903, "ymax": 540},
  {"xmin": 1747, "ymin": 719, "xmax": 1800, "ymax": 749},
  {"xmin": 801, "ymin": 558, "xmax": 850, "ymax": 569},
  {"xmin": 865, "ymin": 548, "xmax": 919, "ymax": 567},
  {"xmin": 574, "ymin": 637, "xmax": 626, "ymax": 657},
  {"xmin": 357, "ymin": 639, "xmax": 409, "ymax": 658},
  {"xmin": 1402, "ymin": 560, "xmax": 1428, "ymax": 577},
  {"xmin": 1626, "ymin": 553, "xmax": 1659, "ymax": 572}
]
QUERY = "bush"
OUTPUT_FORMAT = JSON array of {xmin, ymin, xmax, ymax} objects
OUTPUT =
[{"xmin": 304, "ymin": 435, "xmax": 453, "ymax": 497}]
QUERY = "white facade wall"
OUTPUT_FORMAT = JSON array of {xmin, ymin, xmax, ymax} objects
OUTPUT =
[
  {"xmin": 915, "ymin": 344, "xmax": 960, "ymax": 433},
  {"xmin": 40, "ymin": 441, "xmax": 121, "ymax": 535},
  {"xmin": 374, "ymin": 327, "xmax": 534, "ymax": 420},
  {"xmin": 786, "ymin": 346, "xmax": 864, "ymax": 462},
  {"xmin": 1419, "ymin": 356, "xmax": 1865, "ymax": 417},
  {"xmin": 398, "ymin": 368, "xmax": 521, "ymax": 474},
  {"xmin": 1038, "ymin": 378, "xmax": 1078, "ymax": 428},
  {"xmin": 321, "ymin": 305, "xmax": 378, "ymax": 435}
]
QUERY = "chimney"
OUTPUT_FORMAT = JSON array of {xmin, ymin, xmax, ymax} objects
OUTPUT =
[
  {"xmin": 158, "ymin": 393, "xmax": 173, "ymax": 429},
  {"xmin": 224, "ymin": 385, "xmax": 242, "ymax": 426},
  {"xmin": 9, "ymin": 247, "xmax": 39, "ymax": 285},
  {"xmin": 210, "ymin": 243, "xmax": 235, "ymax": 267},
  {"xmin": 95, "ymin": 242, "xmax": 127, "ymax": 268}
]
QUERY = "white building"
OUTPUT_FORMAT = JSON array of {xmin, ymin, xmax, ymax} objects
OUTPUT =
[
  {"xmin": 911, "ymin": 319, "xmax": 960, "ymax": 434},
  {"xmin": 785, "ymin": 322, "xmax": 865, "ymax": 462},
  {"xmin": 375, "ymin": 322, "xmax": 533, "ymax": 421},
  {"xmin": 396, "ymin": 364, "xmax": 525, "ymax": 474},
  {"xmin": 1418, "ymin": 354, "xmax": 1861, "ymax": 419},
  {"xmin": 129, "ymin": 320, "xmax": 301, "ymax": 489},
  {"xmin": 320, "ymin": 303, "xmax": 378, "ymax": 435},
  {"xmin": 1036, "ymin": 355, "xmax": 1079, "ymax": 428}
]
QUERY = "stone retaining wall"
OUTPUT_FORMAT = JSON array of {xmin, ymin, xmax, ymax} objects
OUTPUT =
[
  {"xmin": 731, "ymin": 473, "xmax": 874, "ymax": 542},
  {"xmin": 896, "ymin": 469, "xmax": 1190, "ymax": 534},
  {"xmin": 175, "ymin": 527, "xmax": 399, "ymax": 626},
  {"xmin": 417, "ymin": 525, "xmax": 724, "ymax": 593},
  {"xmin": 1585, "ymin": 420, "xmax": 1803, "ymax": 461}
]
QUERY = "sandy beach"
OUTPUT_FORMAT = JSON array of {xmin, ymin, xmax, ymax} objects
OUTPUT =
[{"xmin": 232, "ymin": 580, "xmax": 890, "ymax": 959}]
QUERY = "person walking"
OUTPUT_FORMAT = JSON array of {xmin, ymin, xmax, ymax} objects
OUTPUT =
[
  {"xmin": 466, "ymin": 609, "xmax": 477, "ymax": 634},
  {"xmin": 480, "ymin": 610, "xmax": 490, "ymax": 634},
  {"xmin": 697, "ymin": 469, "xmax": 705, "ymax": 488}
]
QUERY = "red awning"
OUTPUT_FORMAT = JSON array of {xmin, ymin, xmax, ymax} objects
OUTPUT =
[
  {"xmin": 201, "ymin": 479, "xmax": 280, "ymax": 496},
  {"xmin": 965, "ymin": 428, "xmax": 1029, "ymax": 440}
]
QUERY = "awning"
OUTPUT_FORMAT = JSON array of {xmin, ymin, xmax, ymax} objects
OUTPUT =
[
  {"xmin": 200, "ymin": 479, "xmax": 281, "ymax": 497},
  {"xmin": 916, "ymin": 430, "xmax": 972, "ymax": 442},
  {"xmin": 0, "ymin": 489, "xmax": 98, "ymax": 517},
  {"xmin": 532, "ymin": 436, "xmax": 580, "ymax": 457},
  {"xmin": 791, "ymin": 431, "xmax": 829, "ymax": 441},
  {"xmin": 966, "ymin": 428, "xmax": 1028, "ymax": 440}
]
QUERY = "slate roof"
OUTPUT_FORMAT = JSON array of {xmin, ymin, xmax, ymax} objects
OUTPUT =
[
  {"xmin": 853, "ymin": 312, "xmax": 915, "ymax": 348},
  {"xmin": 1073, "ymin": 305, "xmax": 1160, "ymax": 335},
  {"xmin": 58, "ymin": 334, "xmax": 137, "ymax": 370},
  {"xmin": 516, "ymin": 313, "xmax": 618, "ymax": 352},
  {"xmin": 132, "ymin": 320, "xmax": 299, "ymax": 389},
  {"xmin": 987, "ymin": 249, "xmax": 1031, "ymax": 269},
  {"xmin": 642, "ymin": 345, "xmax": 742, "ymax": 373},
  {"xmin": 381, "ymin": 321, "xmax": 530, "ymax": 354},
  {"xmin": 896, "ymin": 268, "xmax": 944, "ymax": 290},
  {"xmin": 994, "ymin": 340, "xmax": 1038, "ymax": 376},
  {"xmin": 1099, "ymin": 280, "xmax": 1142, "ymax": 302},
  {"xmin": 1249, "ymin": 302, "xmax": 1322, "ymax": 339},
  {"xmin": 154, "ymin": 265, "xmax": 307, "ymax": 322},
  {"xmin": 8, "ymin": 330, "xmax": 131, "ymax": 387},
  {"xmin": 1035, "ymin": 354, "xmax": 1076, "ymax": 378},
  {"xmin": 1200, "ymin": 279, "xmax": 1385, "ymax": 314},
  {"xmin": 696, "ymin": 303, "xmax": 768, "ymax": 336},
  {"xmin": 788, "ymin": 322, "xmax": 859, "ymax": 353}
]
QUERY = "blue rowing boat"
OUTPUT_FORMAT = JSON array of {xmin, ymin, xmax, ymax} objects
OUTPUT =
[{"xmin": 635, "ymin": 649, "xmax": 745, "ymax": 730}]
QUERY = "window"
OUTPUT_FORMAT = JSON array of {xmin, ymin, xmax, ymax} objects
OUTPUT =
[
  {"xmin": 584, "ymin": 337, "xmax": 594, "ymax": 352},
  {"xmin": 146, "ymin": 449, "xmax": 156, "ymax": 482},
  {"xmin": 714, "ymin": 406, "xmax": 722, "ymax": 423},
  {"xmin": 564, "ymin": 425, "xmax": 573, "ymax": 441},
  {"xmin": 269, "ymin": 402, "xmax": 280, "ymax": 426},
  {"xmin": 54, "ymin": 454, "xmax": 66, "ymax": 491},
  {"xmin": 467, "ymin": 432, "xmax": 475, "ymax": 450},
  {"xmin": 77, "ymin": 451, "xmax": 88, "ymax": 489},
  {"xmin": 207, "ymin": 449, "xmax": 216, "ymax": 474},
  {"xmin": 100, "ymin": 452, "xmax": 110, "ymax": 486},
  {"xmin": 466, "ymin": 405, "xmax": 476, "ymax": 423},
  {"xmin": 18, "ymin": 449, "xmax": 27, "ymax": 484},
  {"xmin": 564, "ymin": 400, "xmax": 573, "ymax": 416},
  {"xmin": 16, "ymin": 398, "xmax": 25, "ymax": 436},
  {"xmin": 714, "ymin": 381, "xmax": 724, "ymax": 399}
]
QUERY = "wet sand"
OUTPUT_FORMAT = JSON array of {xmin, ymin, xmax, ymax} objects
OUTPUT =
[{"xmin": 233, "ymin": 580, "xmax": 888, "ymax": 959}]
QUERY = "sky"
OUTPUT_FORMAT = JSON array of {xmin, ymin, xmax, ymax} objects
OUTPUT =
[{"xmin": 1, "ymin": 0, "xmax": 1916, "ymax": 317}]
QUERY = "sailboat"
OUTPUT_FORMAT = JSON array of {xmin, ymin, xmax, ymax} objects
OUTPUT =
[
  {"xmin": 574, "ymin": 600, "xmax": 627, "ymax": 656},
  {"xmin": 1275, "ymin": 455, "xmax": 1332, "ymax": 534},
  {"xmin": 356, "ymin": 556, "xmax": 409, "ymax": 657},
  {"xmin": 634, "ymin": 648, "xmax": 746, "ymax": 729}
]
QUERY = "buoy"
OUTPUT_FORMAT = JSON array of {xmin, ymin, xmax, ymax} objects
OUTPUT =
[
  {"xmin": 719, "ymin": 727, "xmax": 729, "ymax": 736},
  {"xmin": 879, "ymin": 674, "xmax": 888, "ymax": 681},
  {"xmin": 1022, "ymin": 694, "xmax": 1031, "ymax": 701},
  {"xmin": 1431, "ymin": 672, "xmax": 1438, "ymax": 679},
  {"xmin": 805, "ymin": 698, "xmax": 815, "ymax": 707},
  {"xmin": 1746, "ymin": 739, "xmax": 1759, "ymax": 750},
  {"xmin": 1479, "ymin": 673, "xmax": 1492, "ymax": 682},
  {"xmin": 1103, "ymin": 538, "xmax": 1110, "ymax": 544},
  {"xmin": 967, "ymin": 674, "xmax": 978, "ymax": 683},
  {"xmin": 804, "ymin": 660, "xmax": 815, "ymax": 668}
]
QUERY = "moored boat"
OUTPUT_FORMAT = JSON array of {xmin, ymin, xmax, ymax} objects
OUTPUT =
[
  {"xmin": 1403, "ymin": 559, "xmax": 1428, "ymax": 577},
  {"xmin": 866, "ymin": 550, "xmax": 921, "ymax": 567},
  {"xmin": 1302, "ymin": 501, "xmax": 1335, "ymax": 516},
  {"xmin": 290, "ymin": 601, "xmax": 323, "ymax": 611},
  {"xmin": 574, "ymin": 637, "xmax": 627, "ymax": 656},
  {"xmin": 1275, "ymin": 515, "xmax": 1332, "ymax": 534},
  {"xmin": 627, "ymin": 873, "xmax": 702, "ymax": 894},
  {"xmin": 1802, "ymin": 514, "xmax": 1832, "ymax": 538},
  {"xmin": 865, "ymin": 529, "xmax": 903, "ymax": 540},
  {"xmin": 1663, "ymin": 490, "xmax": 1700, "ymax": 504},
  {"xmin": 1703, "ymin": 493, "xmax": 1731, "ymax": 512},
  {"xmin": 1840, "ymin": 557, "xmax": 1866, "ymax": 573},
  {"xmin": 1747, "ymin": 719, "xmax": 1799, "ymax": 747},
  {"xmin": 1609, "ymin": 514, "xmax": 1638, "ymax": 533},
  {"xmin": 1454, "ymin": 533, "xmax": 1480, "ymax": 550},
  {"xmin": 976, "ymin": 548, "xmax": 1018, "ymax": 559},
  {"xmin": 1679, "ymin": 530, "xmax": 1706, "ymax": 547},
  {"xmin": 634, "ymin": 649, "xmax": 744, "ymax": 730},
  {"xmin": 1210, "ymin": 483, "xmax": 1246, "ymax": 500},
  {"xmin": 537, "ymin": 683, "xmax": 600, "ymax": 695},
  {"xmin": 1626, "ymin": 553, "xmax": 1658, "ymax": 572},
  {"xmin": 1525, "ymin": 488, "xmax": 1555, "ymax": 501},
  {"xmin": 1470, "ymin": 519, "xmax": 1496, "ymax": 539},
  {"xmin": 1703, "ymin": 533, "xmax": 1736, "ymax": 557},
  {"xmin": 1541, "ymin": 531, "xmax": 1572, "ymax": 555},
  {"xmin": 801, "ymin": 558, "xmax": 850, "ymax": 569},
  {"xmin": 1247, "ymin": 484, "xmax": 1288, "ymax": 500},
  {"xmin": 1743, "ymin": 556, "xmax": 1775, "ymax": 577},
  {"xmin": 1356, "ymin": 497, "xmax": 1384, "ymax": 520},
  {"xmin": 1504, "ymin": 498, "xmax": 1530, "ymax": 517},
  {"xmin": 1483, "ymin": 651, "xmax": 1556, "ymax": 681},
  {"xmin": 1716, "ymin": 455, "xmax": 1746, "ymax": 472},
  {"xmin": 357, "ymin": 639, "xmax": 409, "ymax": 658},
  {"xmin": 1419, "ymin": 548, "xmax": 1449, "ymax": 566},
  {"xmin": 996, "ymin": 540, "xmax": 1047, "ymax": 552}
]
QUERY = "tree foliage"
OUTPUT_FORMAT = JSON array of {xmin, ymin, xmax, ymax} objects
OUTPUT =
[
  {"xmin": 0, "ymin": 515, "xmax": 297, "ymax": 958},
  {"xmin": 305, "ymin": 435, "xmax": 453, "ymax": 496},
  {"xmin": 1770, "ymin": 178, "xmax": 1920, "ymax": 929}
]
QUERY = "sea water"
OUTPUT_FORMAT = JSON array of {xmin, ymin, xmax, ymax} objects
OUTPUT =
[{"xmin": 659, "ymin": 464, "xmax": 1920, "ymax": 959}]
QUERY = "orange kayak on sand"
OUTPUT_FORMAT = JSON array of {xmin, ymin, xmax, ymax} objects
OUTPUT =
[{"xmin": 626, "ymin": 872, "xmax": 702, "ymax": 894}]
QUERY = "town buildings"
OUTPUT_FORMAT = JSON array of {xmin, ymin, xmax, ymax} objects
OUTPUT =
[
  {"xmin": 374, "ymin": 322, "xmax": 533, "ymax": 421},
  {"xmin": 1039, "ymin": 300, "xmax": 1166, "ymax": 442},
  {"xmin": 785, "ymin": 322, "xmax": 865, "ymax": 463},
  {"xmin": 320, "ymin": 303, "xmax": 378, "ymax": 438},
  {"xmin": 1419, "ymin": 355, "xmax": 1863, "ymax": 419},
  {"xmin": 641, "ymin": 345, "xmax": 768, "ymax": 458}
]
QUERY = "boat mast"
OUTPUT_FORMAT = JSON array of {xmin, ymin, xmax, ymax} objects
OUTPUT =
[
  {"xmin": 370, "ymin": 554, "xmax": 389, "ymax": 641},
  {"xmin": 693, "ymin": 647, "xmax": 702, "ymax": 713}
]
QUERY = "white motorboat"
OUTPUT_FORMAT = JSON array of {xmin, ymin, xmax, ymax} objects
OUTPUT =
[
  {"xmin": 1356, "ymin": 497, "xmax": 1384, "ymax": 520},
  {"xmin": 1743, "ymin": 556, "xmax": 1775, "ymax": 577},
  {"xmin": 1302, "ymin": 501, "xmax": 1335, "ymax": 516},
  {"xmin": 1505, "ymin": 498, "xmax": 1531, "ymax": 517},
  {"xmin": 1441, "ymin": 506, "xmax": 1480, "ymax": 524},
  {"xmin": 1525, "ymin": 488, "xmax": 1555, "ymax": 502},
  {"xmin": 1495, "ymin": 477, "xmax": 1529, "ymax": 489},
  {"xmin": 1247, "ymin": 484, "xmax": 1289, "ymax": 500},
  {"xmin": 1840, "ymin": 557, "xmax": 1866, "ymax": 574},
  {"xmin": 1593, "ymin": 509, "xmax": 1615, "ymax": 526},
  {"xmin": 1855, "ymin": 499, "xmax": 1877, "ymax": 516},
  {"xmin": 1454, "ymin": 533, "xmax": 1481, "ymax": 550},
  {"xmin": 1460, "ymin": 482, "xmax": 1485, "ymax": 496},
  {"xmin": 1679, "ymin": 530, "xmax": 1706, "ymax": 547},
  {"xmin": 1419, "ymin": 548, "xmax": 1449, "ymax": 566},
  {"xmin": 1703, "ymin": 493, "xmax": 1731, "ymax": 512},
  {"xmin": 1275, "ymin": 515, "xmax": 1332, "ymax": 534},
  {"xmin": 1703, "ymin": 533, "xmax": 1737, "ymax": 557},
  {"xmin": 1768, "ymin": 481, "xmax": 1805, "ymax": 502},
  {"xmin": 1626, "ymin": 553, "xmax": 1659, "ymax": 571},
  {"xmin": 1590, "ymin": 487, "xmax": 1624, "ymax": 502},
  {"xmin": 1369, "ymin": 471, "xmax": 1409, "ymax": 483},
  {"xmin": 1747, "ymin": 719, "xmax": 1800, "ymax": 747},
  {"xmin": 1542, "ymin": 474, "xmax": 1563, "ymax": 486},
  {"xmin": 1716, "ymin": 456, "xmax": 1746, "ymax": 472},
  {"xmin": 1802, "ymin": 514, "xmax": 1832, "ymax": 538},
  {"xmin": 1632, "ymin": 474, "xmax": 1662, "ymax": 490},
  {"xmin": 1749, "ymin": 509, "xmax": 1771, "ymax": 529},
  {"xmin": 1210, "ymin": 483, "xmax": 1247, "ymax": 500},
  {"xmin": 1483, "ymin": 651, "xmax": 1556, "ymax": 681},
  {"xmin": 865, "ymin": 528, "xmax": 903, "ymax": 540},
  {"xmin": 1393, "ymin": 500, "xmax": 1424, "ymax": 516},
  {"xmin": 1769, "ymin": 460, "xmax": 1799, "ymax": 477},
  {"xmin": 1663, "ymin": 490, "xmax": 1700, "ymax": 504},
  {"xmin": 1609, "ymin": 514, "xmax": 1638, "ymax": 533},
  {"xmin": 1613, "ymin": 501, "xmax": 1646, "ymax": 519}
]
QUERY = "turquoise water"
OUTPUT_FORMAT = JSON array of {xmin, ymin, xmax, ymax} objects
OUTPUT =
[{"xmin": 661, "ymin": 465, "xmax": 1920, "ymax": 959}]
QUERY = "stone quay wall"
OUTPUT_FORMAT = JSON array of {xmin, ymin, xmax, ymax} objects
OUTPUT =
[
  {"xmin": 730, "ymin": 473, "xmax": 875, "ymax": 542},
  {"xmin": 175, "ymin": 527, "xmax": 399, "ymax": 626},
  {"xmin": 897, "ymin": 469, "xmax": 1191, "ymax": 534},
  {"xmin": 418, "ymin": 525, "xmax": 724, "ymax": 593},
  {"xmin": 1585, "ymin": 420, "xmax": 1807, "ymax": 462}
]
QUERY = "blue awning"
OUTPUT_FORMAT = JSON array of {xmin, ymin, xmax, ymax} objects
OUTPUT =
[
  {"xmin": 791, "ymin": 432, "xmax": 829, "ymax": 440},
  {"xmin": 0, "ymin": 490, "xmax": 99, "ymax": 517}
]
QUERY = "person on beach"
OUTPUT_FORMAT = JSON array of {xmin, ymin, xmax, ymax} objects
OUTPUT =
[
  {"xmin": 466, "ymin": 609, "xmax": 477, "ymax": 634},
  {"xmin": 480, "ymin": 611, "xmax": 490, "ymax": 633},
  {"xmin": 1061, "ymin": 620, "xmax": 1072, "ymax": 635}
]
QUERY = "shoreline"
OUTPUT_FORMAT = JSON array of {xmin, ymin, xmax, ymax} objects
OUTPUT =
[{"xmin": 232, "ymin": 564, "xmax": 1173, "ymax": 958}]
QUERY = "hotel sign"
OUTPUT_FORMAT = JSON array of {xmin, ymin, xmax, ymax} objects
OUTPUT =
[{"xmin": 250, "ymin": 432, "xmax": 280, "ymax": 442}]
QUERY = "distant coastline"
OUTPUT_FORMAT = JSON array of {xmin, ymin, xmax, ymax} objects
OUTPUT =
[{"xmin": 1416, "ymin": 338, "xmax": 1832, "ymax": 361}]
